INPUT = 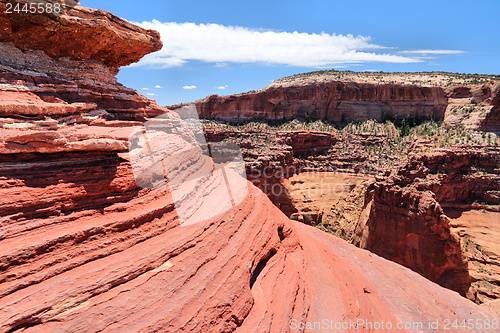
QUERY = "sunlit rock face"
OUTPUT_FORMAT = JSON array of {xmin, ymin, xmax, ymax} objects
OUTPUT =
[
  {"xmin": 192, "ymin": 76, "xmax": 500, "ymax": 132},
  {"xmin": 195, "ymin": 82, "xmax": 449, "ymax": 122}
]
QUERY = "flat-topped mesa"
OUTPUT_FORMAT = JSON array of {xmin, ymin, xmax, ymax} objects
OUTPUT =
[
  {"xmin": 193, "ymin": 71, "xmax": 500, "ymax": 131},
  {"xmin": 0, "ymin": 0, "xmax": 166, "ymax": 121}
]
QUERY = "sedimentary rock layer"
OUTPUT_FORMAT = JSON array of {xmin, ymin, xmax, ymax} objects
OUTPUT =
[
  {"xmin": 0, "ymin": 0, "xmax": 166, "ymax": 121},
  {"xmin": 196, "ymin": 82, "xmax": 448, "ymax": 122},
  {"xmin": 0, "ymin": 1, "xmax": 162, "ymax": 72},
  {"xmin": 328, "ymin": 146, "xmax": 500, "ymax": 305},
  {"xmin": 1, "ymin": 172, "xmax": 496, "ymax": 331},
  {"xmin": 192, "ymin": 76, "xmax": 500, "ymax": 131}
]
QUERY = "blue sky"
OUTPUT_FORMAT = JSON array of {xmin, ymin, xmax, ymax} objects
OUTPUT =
[{"xmin": 82, "ymin": 0, "xmax": 500, "ymax": 106}]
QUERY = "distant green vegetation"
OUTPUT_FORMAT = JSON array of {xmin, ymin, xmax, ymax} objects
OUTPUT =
[
  {"xmin": 278, "ymin": 69, "xmax": 500, "ymax": 82},
  {"xmin": 202, "ymin": 116, "xmax": 498, "ymax": 148},
  {"xmin": 232, "ymin": 70, "xmax": 500, "ymax": 97}
]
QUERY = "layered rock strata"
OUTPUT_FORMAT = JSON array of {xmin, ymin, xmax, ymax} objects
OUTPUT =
[
  {"xmin": 328, "ymin": 146, "xmax": 500, "ymax": 308},
  {"xmin": 191, "ymin": 74, "xmax": 500, "ymax": 132},
  {"xmin": 0, "ymin": 1, "xmax": 165, "ymax": 121},
  {"xmin": 196, "ymin": 82, "xmax": 448, "ymax": 123}
]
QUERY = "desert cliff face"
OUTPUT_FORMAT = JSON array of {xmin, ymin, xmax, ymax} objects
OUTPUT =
[
  {"xmin": 444, "ymin": 81, "xmax": 500, "ymax": 131},
  {"xmin": 321, "ymin": 146, "xmax": 500, "ymax": 303},
  {"xmin": 191, "ymin": 71, "xmax": 500, "ymax": 134},
  {"xmin": 361, "ymin": 178, "xmax": 471, "ymax": 296},
  {"xmin": 1, "ymin": 2, "xmax": 497, "ymax": 332},
  {"xmin": 196, "ymin": 81, "xmax": 449, "ymax": 123}
]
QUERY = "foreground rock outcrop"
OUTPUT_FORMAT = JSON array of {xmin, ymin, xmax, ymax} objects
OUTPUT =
[
  {"xmin": 0, "ymin": 2, "xmax": 498, "ymax": 332},
  {"xmin": 0, "ymin": 1, "xmax": 165, "ymax": 121}
]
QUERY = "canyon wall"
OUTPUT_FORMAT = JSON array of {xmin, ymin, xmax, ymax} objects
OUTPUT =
[
  {"xmin": 332, "ymin": 146, "xmax": 500, "ymax": 303},
  {"xmin": 193, "ymin": 76, "xmax": 500, "ymax": 133},
  {"xmin": 444, "ymin": 81, "xmax": 500, "ymax": 131},
  {"xmin": 362, "ymin": 180, "xmax": 471, "ymax": 295}
]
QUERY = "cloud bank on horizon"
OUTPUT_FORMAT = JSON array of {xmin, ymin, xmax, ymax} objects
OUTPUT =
[{"xmin": 131, "ymin": 20, "xmax": 463, "ymax": 69}]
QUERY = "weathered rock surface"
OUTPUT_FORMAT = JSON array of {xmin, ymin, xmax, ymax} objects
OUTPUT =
[
  {"xmin": 2, "ymin": 174, "xmax": 497, "ymax": 331},
  {"xmin": 0, "ymin": 0, "xmax": 166, "ymax": 121},
  {"xmin": 444, "ymin": 81, "xmax": 500, "ymax": 131},
  {"xmin": 276, "ymin": 130, "xmax": 337, "ymax": 157},
  {"xmin": 195, "ymin": 82, "xmax": 448, "ymax": 123},
  {"xmin": 328, "ymin": 146, "xmax": 500, "ymax": 307},
  {"xmin": 279, "ymin": 172, "xmax": 372, "ymax": 225},
  {"xmin": 0, "ymin": 1, "xmax": 162, "ymax": 72},
  {"xmin": 190, "ymin": 73, "xmax": 500, "ymax": 132}
]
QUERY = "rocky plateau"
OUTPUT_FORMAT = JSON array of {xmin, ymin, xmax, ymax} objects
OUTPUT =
[{"xmin": 0, "ymin": 1, "xmax": 499, "ymax": 332}]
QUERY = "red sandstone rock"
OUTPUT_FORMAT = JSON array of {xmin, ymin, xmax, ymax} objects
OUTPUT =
[
  {"xmin": 194, "ymin": 81, "xmax": 449, "ymax": 123},
  {"xmin": 276, "ymin": 130, "xmax": 337, "ymax": 156},
  {"xmin": 191, "ymin": 77, "xmax": 500, "ymax": 132},
  {"xmin": 0, "ymin": 1, "xmax": 162, "ymax": 72},
  {"xmin": 363, "ymin": 182, "xmax": 471, "ymax": 295},
  {"xmin": 444, "ymin": 81, "xmax": 500, "ymax": 130},
  {"xmin": 0, "ymin": 168, "xmax": 497, "ymax": 331},
  {"xmin": 328, "ymin": 146, "xmax": 500, "ymax": 303},
  {"xmin": 0, "ymin": 0, "xmax": 166, "ymax": 121}
]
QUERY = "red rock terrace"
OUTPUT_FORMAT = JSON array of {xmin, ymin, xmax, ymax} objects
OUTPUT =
[
  {"xmin": 191, "ymin": 72, "xmax": 500, "ymax": 132},
  {"xmin": 196, "ymin": 82, "xmax": 448, "ymax": 122},
  {"xmin": 0, "ymin": 2, "xmax": 498, "ymax": 332}
]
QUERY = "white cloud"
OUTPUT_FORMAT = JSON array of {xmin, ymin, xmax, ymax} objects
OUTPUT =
[
  {"xmin": 146, "ymin": 93, "xmax": 155, "ymax": 96},
  {"xmin": 398, "ymin": 50, "xmax": 464, "ymax": 55},
  {"xmin": 142, "ymin": 88, "xmax": 150, "ymax": 90},
  {"xmin": 155, "ymin": 85, "xmax": 163, "ymax": 89},
  {"xmin": 132, "ymin": 21, "xmax": 424, "ymax": 68},
  {"xmin": 217, "ymin": 85, "xmax": 228, "ymax": 90},
  {"xmin": 183, "ymin": 85, "xmax": 197, "ymax": 90}
]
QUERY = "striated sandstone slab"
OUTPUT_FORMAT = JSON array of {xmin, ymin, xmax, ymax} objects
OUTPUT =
[{"xmin": 0, "ymin": 173, "xmax": 497, "ymax": 331}]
